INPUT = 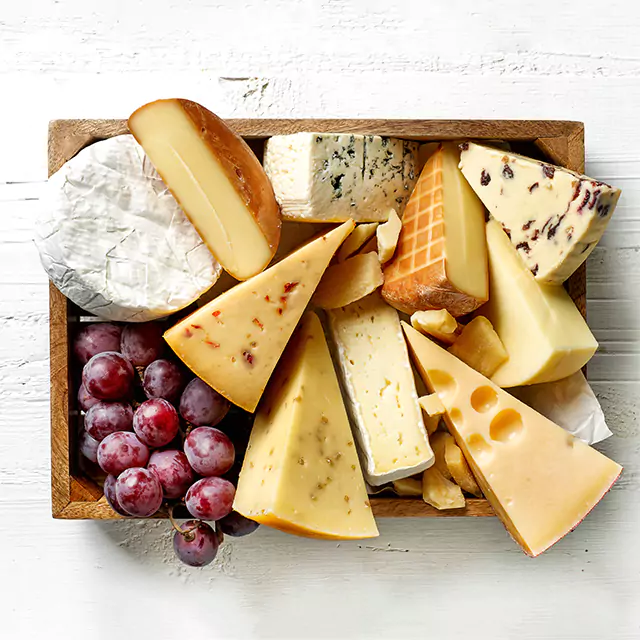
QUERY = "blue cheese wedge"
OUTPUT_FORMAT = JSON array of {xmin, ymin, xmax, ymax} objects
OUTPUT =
[
  {"xmin": 326, "ymin": 292, "xmax": 434, "ymax": 485},
  {"xmin": 459, "ymin": 142, "xmax": 621, "ymax": 285},
  {"xmin": 263, "ymin": 133, "xmax": 419, "ymax": 222}
]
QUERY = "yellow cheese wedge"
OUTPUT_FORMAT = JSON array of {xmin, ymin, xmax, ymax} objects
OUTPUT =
[
  {"xmin": 129, "ymin": 99, "xmax": 281, "ymax": 280},
  {"xmin": 233, "ymin": 312, "xmax": 378, "ymax": 540},
  {"xmin": 337, "ymin": 223, "xmax": 379, "ymax": 261},
  {"xmin": 164, "ymin": 221, "xmax": 355, "ymax": 412},
  {"xmin": 403, "ymin": 323, "xmax": 622, "ymax": 557},
  {"xmin": 481, "ymin": 219, "xmax": 598, "ymax": 387}
]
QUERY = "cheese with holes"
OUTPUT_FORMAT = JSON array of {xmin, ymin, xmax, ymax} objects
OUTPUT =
[
  {"xmin": 263, "ymin": 133, "xmax": 419, "ymax": 222},
  {"xmin": 459, "ymin": 142, "xmax": 621, "ymax": 284},
  {"xmin": 36, "ymin": 135, "xmax": 221, "ymax": 322},
  {"xmin": 164, "ymin": 221, "xmax": 354, "ymax": 412},
  {"xmin": 403, "ymin": 323, "xmax": 622, "ymax": 557},
  {"xmin": 382, "ymin": 143, "xmax": 488, "ymax": 316},
  {"xmin": 481, "ymin": 219, "xmax": 597, "ymax": 387},
  {"xmin": 129, "ymin": 99, "xmax": 281, "ymax": 280},
  {"xmin": 233, "ymin": 312, "xmax": 378, "ymax": 540},
  {"xmin": 326, "ymin": 292, "xmax": 434, "ymax": 485}
]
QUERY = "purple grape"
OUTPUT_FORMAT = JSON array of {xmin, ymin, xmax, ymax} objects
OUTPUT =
[
  {"xmin": 173, "ymin": 520, "xmax": 219, "ymax": 567},
  {"xmin": 147, "ymin": 449, "xmax": 195, "ymax": 499},
  {"xmin": 184, "ymin": 427, "xmax": 235, "ymax": 477},
  {"xmin": 104, "ymin": 474, "xmax": 130, "ymax": 516},
  {"xmin": 97, "ymin": 431, "xmax": 149, "ymax": 475},
  {"xmin": 179, "ymin": 378, "xmax": 230, "ymax": 427},
  {"xmin": 185, "ymin": 477, "xmax": 235, "ymax": 521},
  {"xmin": 79, "ymin": 430, "xmax": 100, "ymax": 463},
  {"xmin": 133, "ymin": 398, "xmax": 179, "ymax": 448},
  {"xmin": 73, "ymin": 323, "xmax": 122, "ymax": 365},
  {"xmin": 120, "ymin": 323, "xmax": 164, "ymax": 367},
  {"xmin": 78, "ymin": 383, "xmax": 100, "ymax": 411},
  {"xmin": 84, "ymin": 401, "xmax": 133, "ymax": 441},
  {"xmin": 82, "ymin": 352, "xmax": 134, "ymax": 400},
  {"xmin": 217, "ymin": 511, "xmax": 260, "ymax": 537},
  {"xmin": 115, "ymin": 467, "xmax": 163, "ymax": 517},
  {"xmin": 143, "ymin": 359, "xmax": 186, "ymax": 402}
]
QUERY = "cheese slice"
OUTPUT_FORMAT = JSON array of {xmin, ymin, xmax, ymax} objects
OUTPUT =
[
  {"xmin": 233, "ymin": 312, "xmax": 378, "ymax": 540},
  {"xmin": 481, "ymin": 219, "xmax": 597, "ymax": 387},
  {"xmin": 337, "ymin": 223, "xmax": 379, "ymax": 261},
  {"xmin": 382, "ymin": 143, "xmax": 489, "ymax": 316},
  {"xmin": 376, "ymin": 208, "xmax": 402, "ymax": 263},
  {"xmin": 459, "ymin": 142, "xmax": 621, "ymax": 284},
  {"xmin": 129, "ymin": 99, "xmax": 281, "ymax": 280},
  {"xmin": 403, "ymin": 323, "xmax": 622, "ymax": 557},
  {"xmin": 164, "ymin": 221, "xmax": 355, "ymax": 412},
  {"xmin": 326, "ymin": 292, "xmax": 434, "ymax": 485}
]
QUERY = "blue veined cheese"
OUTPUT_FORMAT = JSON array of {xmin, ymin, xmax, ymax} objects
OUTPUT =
[
  {"xmin": 263, "ymin": 133, "xmax": 419, "ymax": 222},
  {"xmin": 326, "ymin": 291, "xmax": 434, "ymax": 485}
]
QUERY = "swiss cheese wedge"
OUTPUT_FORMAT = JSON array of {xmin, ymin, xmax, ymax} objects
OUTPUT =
[
  {"xmin": 403, "ymin": 323, "xmax": 622, "ymax": 557},
  {"xmin": 234, "ymin": 312, "xmax": 378, "ymax": 540},
  {"xmin": 164, "ymin": 221, "xmax": 355, "ymax": 412}
]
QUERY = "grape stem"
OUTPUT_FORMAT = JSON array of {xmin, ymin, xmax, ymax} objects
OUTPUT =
[{"xmin": 167, "ymin": 504, "xmax": 200, "ymax": 540}]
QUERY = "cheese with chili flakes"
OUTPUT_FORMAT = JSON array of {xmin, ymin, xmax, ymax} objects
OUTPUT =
[{"xmin": 164, "ymin": 220, "xmax": 355, "ymax": 412}]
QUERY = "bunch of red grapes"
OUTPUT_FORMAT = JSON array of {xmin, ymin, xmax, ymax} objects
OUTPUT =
[{"xmin": 74, "ymin": 321, "xmax": 259, "ymax": 567}]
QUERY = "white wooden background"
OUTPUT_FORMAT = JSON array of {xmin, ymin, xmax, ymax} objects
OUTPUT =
[{"xmin": 1, "ymin": 2, "xmax": 639, "ymax": 638}]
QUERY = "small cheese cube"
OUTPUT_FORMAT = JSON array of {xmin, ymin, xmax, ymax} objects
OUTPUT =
[{"xmin": 419, "ymin": 393, "xmax": 446, "ymax": 417}]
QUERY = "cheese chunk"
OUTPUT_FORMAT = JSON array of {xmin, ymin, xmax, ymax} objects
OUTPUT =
[
  {"xmin": 234, "ymin": 312, "xmax": 378, "ymax": 540},
  {"xmin": 376, "ymin": 208, "xmax": 402, "ymax": 263},
  {"xmin": 326, "ymin": 292, "xmax": 434, "ymax": 485},
  {"xmin": 129, "ymin": 99, "xmax": 281, "ymax": 280},
  {"xmin": 382, "ymin": 143, "xmax": 489, "ymax": 316},
  {"xmin": 392, "ymin": 477, "xmax": 423, "ymax": 497},
  {"xmin": 313, "ymin": 252, "xmax": 384, "ymax": 309},
  {"xmin": 448, "ymin": 316, "xmax": 508, "ymax": 378},
  {"xmin": 459, "ymin": 142, "xmax": 621, "ymax": 284},
  {"xmin": 164, "ymin": 221, "xmax": 354, "ymax": 412},
  {"xmin": 403, "ymin": 323, "xmax": 622, "ymax": 557},
  {"xmin": 263, "ymin": 133, "xmax": 419, "ymax": 222},
  {"xmin": 422, "ymin": 467, "xmax": 465, "ymax": 510},
  {"xmin": 419, "ymin": 394, "xmax": 446, "ymax": 417},
  {"xmin": 481, "ymin": 219, "xmax": 597, "ymax": 387},
  {"xmin": 410, "ymin": 309, "xmax": 460, "ymax": 345},
  {"xmin": 337, "ymin": 223, "xmax": 379, "ymax": 261}
]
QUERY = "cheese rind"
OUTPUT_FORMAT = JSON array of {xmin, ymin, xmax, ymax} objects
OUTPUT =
[
  {"xmin": 129, "ymin": 99, "xmax": 281, "ymax": 280},
  {"xmin": 459, "ymin": 142, "xmax": 621, "ymax": 284},
  {"xmin": 233, "ymin": 312, "xmax": 378, "ymax": 540},
  {"xmin": 481, "ymin": 219, "xmax": 597, "ymax": 387},
  {"xmin": 326, "ymin": 292, "xmax": 434, "ymax": 485},
  {"xmin": 403, "ymin": 323, "xmax": 622, "ymax": 557},
  {"xmin": 263, "ymin": 133, "xmax": 419, "ymax": 222},
  {"xmin": 164, "ymin": 221, "xmax": 355, "ymax": 412},
  {"xmin": 376, "ymin": 209, "xmax": 402, "ymax": 263},
  {"xmin": 382, "ymin": 143, "xmax": 489, "ymax": 316}
]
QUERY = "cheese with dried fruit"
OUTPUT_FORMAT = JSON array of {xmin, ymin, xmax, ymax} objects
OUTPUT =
[
  {"xmin": 326, "ymin": 292, "xmax": 434, "ymax": 485},
  {"xmin": 403, "ymin": 322, "xmax": 622, "ymax": 557},
  {"xmin": 234, "ymin": 312, "xmax": 378, "ymax": 540},
  {"xmin": 459, "ymin": 142, "xmax": 621, "ymax": 284},
  {"xmin": 164, "ymin": 221, "xmax": 354, "ymax": 412}
]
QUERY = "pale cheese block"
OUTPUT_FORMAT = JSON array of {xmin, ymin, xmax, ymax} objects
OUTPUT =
[
  {"xmin": 313, "ymin": 252, "xmax": 384, "ymax": 310},
  {"xmin": 382, "ymin": 143, "xmax": 489, "ymax": 316},
  {"xmin": 164, "ymin": 220, "xmax": 355, "ymax": 412},
  {"xmin": 403, "ymin": 323, "xmax": 622, "ymax": 557},
  {"xmin": 326, "ymin": 292, "xmax": 434, "ymax": 485},
  {"xmin": 129, "ymin": 99, "xmax": 281, "ymax": 280},
  {"xmin": 459, "ymin": 142, "xmax": 621, "ymax": 284},
  {"xmin": 234, "ymin": 312, "xmax": 378, "ymax": 540},
  {"xmin": 376, "ymin": 208, "xmax": 402, "ymax": 263},
  {"xmin": 263, "ymin": 133, "xmax": 419, "ymax": 222},
  {"xmin": 337, "ymin": 223, "xmax": 379, "ymax": 261},
  {"xmin": 481, "ymin": 219, "xmax": 598, "ymax": 387}
]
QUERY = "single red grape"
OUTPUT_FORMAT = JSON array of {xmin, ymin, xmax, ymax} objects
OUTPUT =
[
  {"xmin": 147, "ymin": 449, "xmax": 195, "ymax": 499},
  {"xmin": 143, "ymin": 359, "xmax": 186, "ymax": 402},
  {"xmin": 97, "ymin": 431, "xmax": 149, "ymax": 475},
  {"xmin": 179, "ymin": 378, "xmax": 230, "ymax": 427},
  {"xmin": 217, "ymin": 511, "xmax": 260, "ymax": 537},
  {"xmin": 120, "ymin": 323, "xmax": 164, "ymax": 367},
  {"xmin": 184, "ymin": 427, "xmax": 235, "ymax": 477},
  {"xmin": 79, "ymin": 430, "xmax": 100, "ymax": 463},
  {"xmin": 173, "ymin": 520, "xmax": 219, "ymax": 567},
  {"xmin": 185, "ymin": 477, "xmax": 235, "ymax": 521},
  {"xmin": 85, "ymin": 401, "xmax": 133, "ymax": 441},
  {"xmin": 73, "ymin": 323, "xmax": 122, "ymax": 365},
  {"xmin": 78, "ymin": 383, "xmax": 100, "ymax": 411},
  {"xmin": 104, "ymin": 474, "xmax": 130, "ymax": 516},
  {"xmin": 115, "ymin": 467, "xmax": 163, "ymax": 517},
  {"xmin": 133, "ymin": 398, "xmax": 179, "ymax": 448},
  {"xmin": 82, "ymin": 352, "xmax": 134, "ymax": 400}
]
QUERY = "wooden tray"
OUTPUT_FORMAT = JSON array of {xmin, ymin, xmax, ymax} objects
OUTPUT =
[{"xmin": 49, "ymin": 118, "xmax": 586, "ymax": 519}]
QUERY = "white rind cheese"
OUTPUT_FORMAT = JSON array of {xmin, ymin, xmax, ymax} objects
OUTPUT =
[
  {"xmin": 264, "ymin": 132, "xmax": 419, "ymax": 222},
  {"xmin": 36, "ymin": 135, "xmax": 221, "ymax": 322},
  {"xmin": 326, "ymin": 292, "xmax": 434, "ymax": 485}
]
